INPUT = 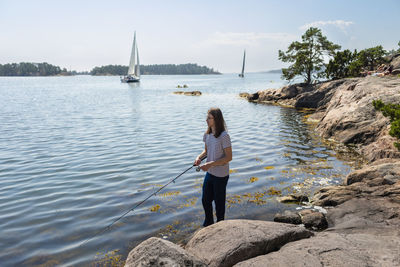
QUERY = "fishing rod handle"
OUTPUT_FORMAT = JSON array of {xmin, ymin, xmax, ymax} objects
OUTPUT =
[{"xmin": 195, "ymin": 155, "xmax": 207, "ymax": 172}]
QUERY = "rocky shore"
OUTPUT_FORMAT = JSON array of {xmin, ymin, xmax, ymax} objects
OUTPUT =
[{"xmin": 124, "ymin": 74, "xmax": 400, "ymax": 266}]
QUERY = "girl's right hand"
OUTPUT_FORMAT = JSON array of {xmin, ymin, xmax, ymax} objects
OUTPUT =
[{"xmin": 194, "ymin": 157, "xmax": 201, "ymax": 166}]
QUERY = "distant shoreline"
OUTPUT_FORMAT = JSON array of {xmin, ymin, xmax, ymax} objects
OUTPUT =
[{"xmin": 0, "ymin": 62, "xmax": 221, "ymax": 76}]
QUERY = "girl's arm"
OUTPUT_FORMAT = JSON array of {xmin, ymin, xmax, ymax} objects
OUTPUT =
[
  {"xmin": 200, "ymin": 146, "xmax": 232, "ymax": 171},
  {"xmin": 194, "ymin": 144, "xmax": 207, "ymax": 166}
]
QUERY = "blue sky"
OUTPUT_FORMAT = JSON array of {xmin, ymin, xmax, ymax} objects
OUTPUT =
[{"xmin": 0, "ymin": 0, "xmax": 399, "ymax": 72}]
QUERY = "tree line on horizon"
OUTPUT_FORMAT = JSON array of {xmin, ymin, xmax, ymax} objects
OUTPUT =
[
  {"xmin": 0, "ymin": 62, "xmax": 220, "ymax": 76},
  {"xmin": 279, "ymin": 27, "xmax": 400, "ymax": 84},
  {"xmin": 0, "ymin": 62, "xmax": 82, "ymax": 76},
  {"xmin": 90, "ymin": 63, "xmax": 220, "ymax": 75}
]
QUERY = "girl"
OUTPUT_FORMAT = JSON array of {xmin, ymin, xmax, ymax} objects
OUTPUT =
[{"xmin": 194, "ymin": 108, "xmax": 232, "ymax": 227}]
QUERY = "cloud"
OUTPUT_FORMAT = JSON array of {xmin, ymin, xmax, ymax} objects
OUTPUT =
[
  {"xmin": 300, "ymin": 20, "xmax": 354, "ymax": 32},
  {"xmin": 202, "ymin": 32, "xmax": 297, "ymax": 47}
]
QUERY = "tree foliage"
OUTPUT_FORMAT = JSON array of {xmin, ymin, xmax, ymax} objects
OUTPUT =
[
  {"xmin": 356, "ymin": 46, "xmax": 387, "ymax": 71},
  {"xmin": 326, "ymin": 46, "xmax": 388, "ymax": 79},
  {"xmin": 0, "ymin": 62, "xmax": 72, "ymax": 76},
  {"xmin": 325, "ymin": 49, "xmax": 358, "ymax": 80},
  {"xmin": 90, "ymin": 64, "xmax": 220, "ymax": 75},
  {"xmin": 373, "ymin": 99, "xmax": 400, "ymax": 150},
  {"xmin": 278, "ymin": 27, "xmax": 340, "ymax": 84}
]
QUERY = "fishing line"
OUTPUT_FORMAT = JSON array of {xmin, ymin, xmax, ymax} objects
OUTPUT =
[{"xmin": 78, "ymin": 156, "xmax": 206, "ymax": 247}]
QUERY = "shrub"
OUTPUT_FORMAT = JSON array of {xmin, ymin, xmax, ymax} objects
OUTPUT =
[{"xmin": 373, "ymin": 99, "xmax": 400, "ymax": 150}]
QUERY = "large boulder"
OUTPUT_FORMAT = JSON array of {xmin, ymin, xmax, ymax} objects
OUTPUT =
[
  {"xmin": 327, "ymin": 197, "xmax": 400, "ymax": 230},
  {"xmin": 344, "ymin": 161, "xmax": 400, "ymax": 185},
  {"xmin": 312, "ymin": 161, "xmax": 400, "ymax": 207},
  {"xmin": 185, "ymin": 219, "xmax": 313, "ymax": 267},
  {"xmin": 124, "ymin": 237, "xmax": 206, "ymax": 267},
  {"xmin": 233, "ymin": 229, "xmax": 400, "ymax": 267},
  {"xmin": 314, "ymin": 76, "xmax": 400, "ymax": 162},
  {"xmin": 390, "ymin": 53, "xmax": 400, "ymax": 69}
]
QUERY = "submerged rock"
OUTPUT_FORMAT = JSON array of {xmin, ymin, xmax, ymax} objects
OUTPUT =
[
  {"xmin": 277, "ymin": 194, "xmax": 309, "ymax": 204},
  {"xmin": 185, "ymin": 219, "xmax": 312, "ymax": 267}
]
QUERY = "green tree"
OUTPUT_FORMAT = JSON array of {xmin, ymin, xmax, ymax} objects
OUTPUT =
[
  {"xmin": 279, "ymin": 27, "xmax": 340, "ymax": 84},
  {"xmin": 373, "ymin": 100, "xmax": 400, "ymax": 150},
  {"xmin": 354, "ymin": 46, "xmax": 387, "ymax": 71},
  {"xmin": 326, "ymin": 49, "xmax": 359, "ymax": 79}
]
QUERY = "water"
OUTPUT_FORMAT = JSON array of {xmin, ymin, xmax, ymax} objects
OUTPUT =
[{"xmin": 0, "ymin": 74, "xmax": 357, "ymax": 266}]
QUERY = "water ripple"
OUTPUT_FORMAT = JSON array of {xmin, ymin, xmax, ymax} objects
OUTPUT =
[{"xmin": 0, "ymin": 74, "xmax": 359, "ymax": 266}]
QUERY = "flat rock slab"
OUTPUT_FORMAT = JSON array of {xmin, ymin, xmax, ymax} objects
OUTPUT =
[
  {"xmin": 185, "ymin": 219, "xmax": 313, "ymax": 267},
  {"xmin": 327, "ymin": 197, "xmax": 400, "ymax": 230},
  {"xmin": 124, "ymin": 237, "xmax": 206, "ymax": 267},
  {"xmin": 313, "ymin": 161, "xmax": 400, "ymax": 207},
  {"xmin": 234, "ymin": 229, "xmax": 400, "ymax": 267}
]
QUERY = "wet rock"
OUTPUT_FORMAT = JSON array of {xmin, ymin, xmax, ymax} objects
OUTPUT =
[
  {"xmin": 391, "ymin": 68, "xmax": 400, "ymax": 75},
  {"xmin": 299, "ymin": 210, "xmax": 328, "ymax": 230},
  {"xmin": 247, "ymin": 92, "xmax": 259, "ymax": 101},
  {"xmin": 274, "ymin": 210, "xmax": 302, "ymax": 225},
  {"xmin": 173, "ymin": 91, "xmax": 202, "ymax": 96},
  {"xmin": 277, "ymin": 194, "xmax": 309, "ymax": 204},
  {"xmin": 185, "ymin": 219, "xmax": 313, "ymax": 267},
  {"xmin": 124, "ymin": 237, "xmax": 206, "ymax": 267}
]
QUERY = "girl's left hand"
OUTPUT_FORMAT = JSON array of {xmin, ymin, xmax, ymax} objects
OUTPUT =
[{"xmin": 200, "ymin": 162, "xmax": 212, "ymax": 171}]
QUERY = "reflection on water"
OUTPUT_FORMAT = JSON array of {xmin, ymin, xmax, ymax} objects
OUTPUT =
[{"xmin": 0, "ymin": 74, "xmax": 362, "ymax": 266}]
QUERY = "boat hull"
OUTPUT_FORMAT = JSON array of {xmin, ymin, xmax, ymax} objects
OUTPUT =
[{"xmin": 121, "ymin": 76, "xmax": 140, "ymax": 83}]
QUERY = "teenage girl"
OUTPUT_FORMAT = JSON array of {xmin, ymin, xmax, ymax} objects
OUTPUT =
[{"xmin": 194, "ymin": 108, "xmax": 232, "ymax": 227}]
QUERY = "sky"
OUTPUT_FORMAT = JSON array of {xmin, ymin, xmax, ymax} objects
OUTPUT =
[{"xmin": 0, "ymin": 0, "xmax": 399, "ymax": 73}]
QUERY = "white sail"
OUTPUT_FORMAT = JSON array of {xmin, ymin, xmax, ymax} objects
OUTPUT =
[
  {"xmin": 135, "ymin": 43, "xmax": 140, "ymax": 77},
  {"xmin": 241, "ymin": 50, "xmax": 246, "ymax": 76},
  {"xmin": 127, "ymin": 32, "xmax": 136, "ymax": 75},
  {"xmin": 121, "ymin": 31, "xmax": 141, "ymax": 83}
]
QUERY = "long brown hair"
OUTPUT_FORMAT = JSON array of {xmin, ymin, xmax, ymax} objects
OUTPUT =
[{"xmin": 206, "ymin": 107, "xmax": 227, "ymax": 138}]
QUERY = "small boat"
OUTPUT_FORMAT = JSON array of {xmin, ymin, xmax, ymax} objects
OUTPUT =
[
  {"xmin": 121, "ymin": 32, "xmax": 140, "ymax": 83},
  {"xmin": 238, "ymin": 50, "xmax": 245, "ymax": 78}
]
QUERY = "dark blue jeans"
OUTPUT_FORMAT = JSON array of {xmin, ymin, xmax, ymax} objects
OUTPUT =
[{"xmin": 202, "ymin": 172, "xmax": 229, "ymax": 227}]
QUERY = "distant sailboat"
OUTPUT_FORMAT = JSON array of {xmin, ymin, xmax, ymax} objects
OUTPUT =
[
  {"xmin": 121, "ymin": 32, "xmax": 140, "ymax": 83},
  {"xmin": 238, "ymin": 50, "xmax": 245, "ymax": 77}
]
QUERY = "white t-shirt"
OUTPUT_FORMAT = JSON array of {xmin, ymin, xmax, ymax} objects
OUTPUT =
[{"xmin": 203, "ymin": 131, "xmax": 231, "ymax": 177}]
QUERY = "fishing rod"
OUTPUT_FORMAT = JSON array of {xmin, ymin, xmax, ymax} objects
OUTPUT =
[{"xmin": 78, "ymin": 156, "xmax": 206, "ymax": 247}]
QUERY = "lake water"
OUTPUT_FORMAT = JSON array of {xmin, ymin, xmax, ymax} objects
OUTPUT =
[{"xmin": 0, "ymin": 74, "xmax": 359, "ymax": 266}]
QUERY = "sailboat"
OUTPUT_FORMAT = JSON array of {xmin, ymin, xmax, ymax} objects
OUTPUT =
[
  {"xmin": 121, "ymin": 32, "xmax": 141, "ymax": 83},
  {"xmin": 238, "ymin": 50, "xmax": 246, "ymax": 77}
]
